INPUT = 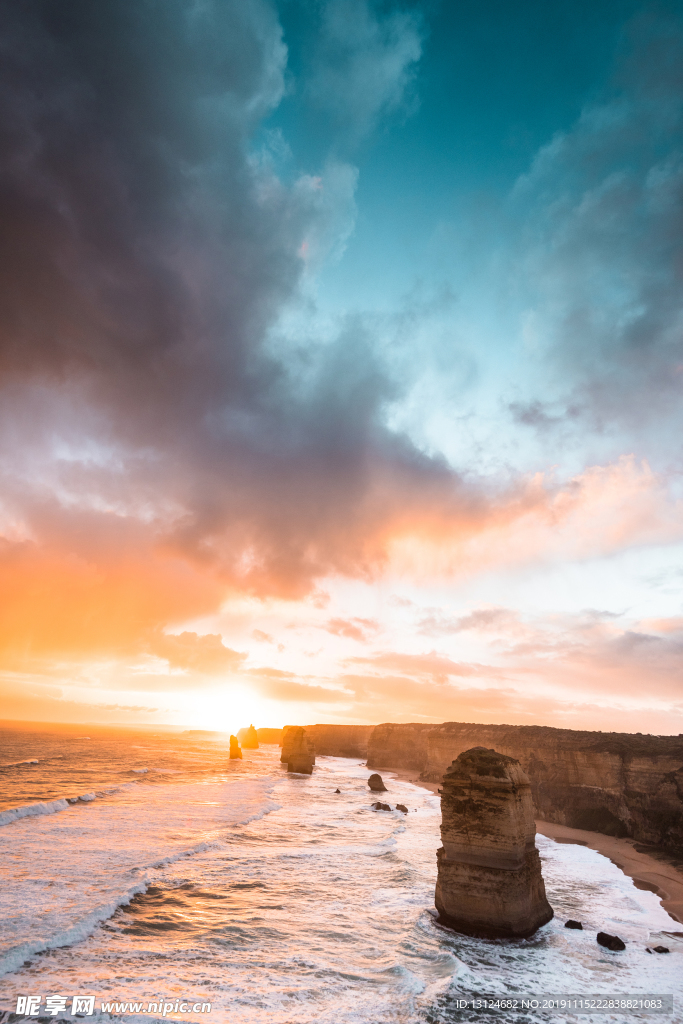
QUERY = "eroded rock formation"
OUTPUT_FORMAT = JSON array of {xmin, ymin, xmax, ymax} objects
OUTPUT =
[
  {"xmin": 368, "ymin": 773, "xmax": 387, "ymax": 792},
  {"xmin": 229, "ymin": 735, "xmax": 242, "ymax": 759},
  {"xmin": 367, "ymin": 722, "xmax": 683, "ymax": 850},
  {"xmin": 282, "ymin": 726, "xmax": 315, "ymax": 774},
  {"xmin": 435, "ymin": 747, "xmax": 553, "ymax": 939},
  {"xmin": 238, "ymin": 724, "xmax": 259, "ymax": 749}
]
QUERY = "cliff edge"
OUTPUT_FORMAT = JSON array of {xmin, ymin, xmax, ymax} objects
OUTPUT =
[{"xmin": 367, "ymin": 722, "xmax": 683, "ymax": 851}]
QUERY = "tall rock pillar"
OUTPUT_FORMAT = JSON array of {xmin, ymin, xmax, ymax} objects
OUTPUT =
[
  {"xmin": 281, "ymin": 726, "xmax": 315, "ymax": 774},
  {"xmin": 435, "ymin": 747, "xmax": 553, "ymax": 938}
]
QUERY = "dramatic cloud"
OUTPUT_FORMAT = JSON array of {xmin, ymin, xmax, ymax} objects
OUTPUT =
[
  {"xmin": 510, "ymin": 11, "xmax": 683, "ymax": 448},
  {"xmin": 2, "ymin": 2, "xmax": 683, "ymax": 734},
  {"xmin": 0, "ymin": 0, "xmax": 457, "ymax": 665}
]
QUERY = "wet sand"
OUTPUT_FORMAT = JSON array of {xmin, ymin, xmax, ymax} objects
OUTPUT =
[
  {"xmin": 536, "ymin": 820, "xmax": 683, "ymax": 927},
  {"xmin": 377, "ymin": 766, "xmax": 683, "ymax": 928}
]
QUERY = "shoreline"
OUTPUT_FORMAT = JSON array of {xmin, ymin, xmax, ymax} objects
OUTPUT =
[
  {"xmin": 377, "ymin": 765, "xmax": 683, "ymax": 928},
  {"xmin": 535, "ymin": 820, "xmax": 683, "ymax": 927}
]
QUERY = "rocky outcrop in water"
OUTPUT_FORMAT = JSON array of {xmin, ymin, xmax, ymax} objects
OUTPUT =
[
  {"xmin": 281, "ymin": 726, "xmax": 315, "ymax": 774},
  {"xmin": 368, "ymin": 773, "xmax": 387, "ymax": 792},
  {"xmin": 229, "ymin": 735, "xmax": 242, "ymax": 759},
  {"xmin": 238, "ymin": 724, "xmax": 259, "ymax": 749},
  {"xmin": 435, "ymin": 747, "xmax": 553, "ymax": 939},
  {"xmin": 597, "ymin": 931, "xmax": 625, "ymax": 951},
  {"xmin": 366, "ymin": 722, "xmax": 683, "ymax": 851}
]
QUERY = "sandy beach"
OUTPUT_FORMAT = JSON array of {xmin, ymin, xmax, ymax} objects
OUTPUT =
[
  {"xmin": 536, "ymin": 820, "xmax": 683, "ymax": 928},
  {"xmin": 379, "ymin": 765, "xmax": 683, "ymax": 930}
]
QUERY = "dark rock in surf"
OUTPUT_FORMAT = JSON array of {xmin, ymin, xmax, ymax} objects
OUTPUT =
[
  {"xmin": 229, "ymin": 735, "xmax": 242, "ymax": 759},
  {"xmin": 368, "ymin": 773, "xmax": 387, "ymax": 792},
  {"xmin": 372, "ymin": 801, "xmax": 391, "ymax": 811},
  {"xmin": 597, "ymin": 931, "xmax": 625, "ymax": 951},
  {"xmin": 565, "ymin": 920, "xmax": 583, "ymax": 929},
  {"xmin": 396, "ymin": 804, "xmax": 408, "ymax": 813},
  {"xmin": 334, "ymin": 788, "xmax": 341, "ymax": 793},
  {"xmin": 653, "ymin": 945, "xmax": 670, "ymax": 953}
]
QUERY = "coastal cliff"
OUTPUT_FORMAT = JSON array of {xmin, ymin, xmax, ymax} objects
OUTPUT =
[
  {"xmin": 366, "ymin": 723, "xmax": 432, "ymax": 770},
  {"xmin": 435, "ymin": 747, "xmax": 553, "ymax": 938},
  {"xmin": 304, "ymin": 724, "xmax": 374, "ymax": 758},
  {"xmin": 367, "ymin": 722, "xmax": 683, "ymax": 850},
  {"xmin": 257, "ymin": 727, "xmax": 283, "ymax": 745}
]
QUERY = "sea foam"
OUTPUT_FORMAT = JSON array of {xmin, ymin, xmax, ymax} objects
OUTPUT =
[{"xmin": 0, "ymin": 798, "xmax": 70, "ymax": 827}]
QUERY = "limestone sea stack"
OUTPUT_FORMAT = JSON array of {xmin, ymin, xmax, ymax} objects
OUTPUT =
[
  {"xmin": 435, "ymin": 747, "xmax": 553, "ymax": 939},
  {"xmin": 280, "ymin": 725, "xmax": 296, "ymax": 762},
  {"xmin": 229, "ymin": 735, "xmax": 242, "ymax": 759},
  {"xmin": 282, "ymin": 726, "xmax": 315, "ymax": 774},
  {"xmin": 240, "ymin": 724, "xmax": 259, "ymax": 749}
]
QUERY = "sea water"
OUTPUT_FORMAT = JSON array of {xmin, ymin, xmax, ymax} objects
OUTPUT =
[{"xmin": 0, "ymin": 729, "xmax": 680, "ymax": 1024}]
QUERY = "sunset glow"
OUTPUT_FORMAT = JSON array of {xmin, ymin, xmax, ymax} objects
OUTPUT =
[{"xmin": 1, "ymin": 0, "xmax": 683, "ymax": 735}]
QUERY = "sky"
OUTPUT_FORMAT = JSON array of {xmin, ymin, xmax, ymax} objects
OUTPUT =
[{"xmin": 1, "ymin": 0, "xmax": 683, "ymax": 734}]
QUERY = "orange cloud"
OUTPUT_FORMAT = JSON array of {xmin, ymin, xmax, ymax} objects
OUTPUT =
[
  {"xmin": 387, "ymin": 456, "xmax": 683, "ymax": 578},
  {"xmin": 325, "ymin": 616, "xmax": 380, "ymax": 641},
  {"xmin": 147, "ymin": 631, "xmax": 246, "ymax": 674},
  {"xmin": 0, "ymin": 526, "xmax": 224, "ymax": 666}
]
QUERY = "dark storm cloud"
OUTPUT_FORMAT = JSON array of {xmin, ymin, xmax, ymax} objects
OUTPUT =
[{"xmin": 0, "ymin": 0, "xmax": 473, "ymax": 633}]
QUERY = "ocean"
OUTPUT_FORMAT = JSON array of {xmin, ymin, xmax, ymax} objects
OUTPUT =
[{"xmin": 0, "ymin": 729, "xmax": 680, "ymax": 1024}]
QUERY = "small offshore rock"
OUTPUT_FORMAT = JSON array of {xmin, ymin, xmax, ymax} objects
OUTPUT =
[
  {"xmin": 653, "ymin": 945, "xmax": 670, "ymax": 953},
  {"xmin": 565, "ymin": 920, "xmax": 583, "ymax": 930},
  {"xmin": 396, "ymin": 803, "xmax": 408, "ymax": 814},
  {"xmin": 646, "ymin": 947, "xmax": 653, "ymax": 953},
  {"xmin": 597, "ymin": 931, "xmax": 626, "ymax": 951},
  {"xmin": 334, "ymin": 788, "xmax": 341, "ymax": 793},
  {"xmin": 368, "ymin": 773, "xmax": 387, "ymax": 792},
  {"xmin": 229, "ymin": 735, "xmax": 242, "ymax": 759},
  {"xmin": 372, "ymin": 801, "xmax": 391, "ymax": 811}
]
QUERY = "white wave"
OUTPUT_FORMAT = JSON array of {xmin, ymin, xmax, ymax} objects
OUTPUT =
[
  {"xmin": 0, "ymin": 776, "xmax": 281, "ymax": 975},
  {"xmin": 0, "ymin": 881, "xmax": 148, "ymax": 977},
  {"xmin": 0, "ymin": 758, "xmax": 40, "ymax": 768},
  {"xmin": 0, "ymin": 798, "xmax": 69, "ymax": 827},
  {"xmin": 0, "ymin": 790, "xmax": 106, "ymax": 826},
  {"xmin": 132, "ymin": 767, "xmax": 148, "ymax": 773}
]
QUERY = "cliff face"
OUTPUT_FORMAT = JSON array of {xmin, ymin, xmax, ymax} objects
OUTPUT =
[
  {"xmin": 367, "ymin": 723, "xmax": 433, "ymax": 771},
  {"xmin": 435, "ymin": 747, "xmax": 553, "ymax": 938},
  {"xmin": 304, "ymin": 724, "xmax": 374, "ymax": 758},
  {"xmin": 257, "ymin": 728, "xmax": 283, "ymax": 745},
  {"xmin": 367, "ymin": 722, "xmax": 683, "ymax": 850}
]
